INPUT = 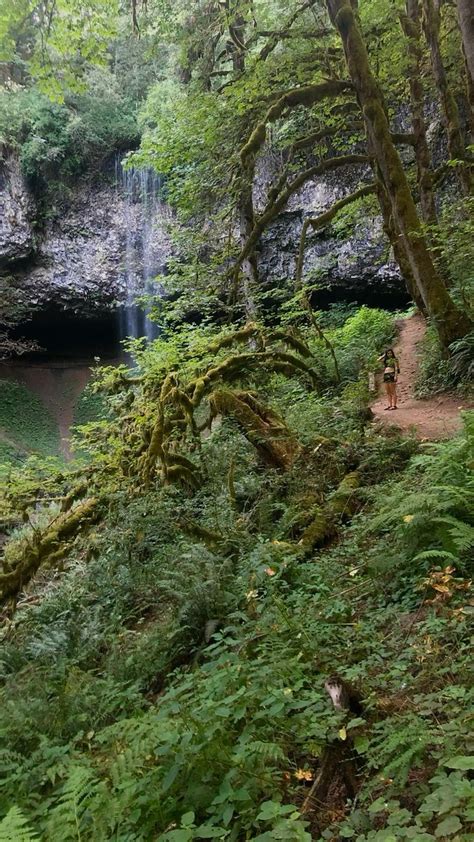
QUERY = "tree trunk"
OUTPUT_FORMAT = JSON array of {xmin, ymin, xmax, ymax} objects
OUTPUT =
[
  {"xmin": 422, "ymin": 0, "xmax": 472, "ymax": 195},
  {"xmin": 456, "ymin": 0, "xmax": 474, "ymax": 87},
  {"xmin": 455, "ymin": 0, "xmax": 474, "ymax": 134},
  {"xmin": 226, "ymin": 4, "xmax": 259, "ymax": 317},
  {"xmin": 399, "ymin": 0, "xmax": 437, "ymax": 224},
  {"xmin": 326, "ymin": 0, "xmax": 472, "ymax": 347},
  {"xmin": 237, "ymin": 186, "xmax": 259, "ymax": 318},
  {"xmin": 375, "ymin": 174, "xmax": 426, "ymax": 312}
]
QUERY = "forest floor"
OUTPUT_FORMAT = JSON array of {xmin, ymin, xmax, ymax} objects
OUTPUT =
[{"xmin": 371, "ymin": 313, "xmax": 471, "ymax": 440}]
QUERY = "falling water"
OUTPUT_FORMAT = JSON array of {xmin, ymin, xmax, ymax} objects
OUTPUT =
[{"xmin": 115, "ymin": 158, "xmax": 167, "ymax": 342}]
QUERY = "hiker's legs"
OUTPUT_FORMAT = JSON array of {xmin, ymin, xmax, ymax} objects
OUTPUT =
[
  {"xmin": 384, "ymin": 382, "xmax": 392, "ymax": 408},
  {"xmin": 392, "ymin": 382, "xmax": 398, "ymax": 408}
]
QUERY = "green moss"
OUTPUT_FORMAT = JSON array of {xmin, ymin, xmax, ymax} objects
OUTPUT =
[
  {"xmin": 73, "ymin": 388, "xmax": 108, "ymax": 428},
  {"xmin": 0, "ymin": 380, "xmax": 59, "ymax": 457}
]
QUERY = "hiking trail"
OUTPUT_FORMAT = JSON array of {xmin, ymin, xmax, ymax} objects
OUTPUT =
[{"xmin": 371, "ymin": 314, "xmax": 471, "ymax": 440}]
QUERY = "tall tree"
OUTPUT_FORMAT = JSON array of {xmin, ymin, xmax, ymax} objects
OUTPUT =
[
  {"xmin": 421, "ymin": 0, "xmax": 472, "ymax": 195},
  {"xmin": 456, "ymin": 0, "xmax": 474, "ymax": 86},
  {"xmin": 399, "ymin": 0, "xmax": 437, "ymax": 224},
  {"xmin": 325, "ymin": 0, "xmax": 471, "ymax": 346}
]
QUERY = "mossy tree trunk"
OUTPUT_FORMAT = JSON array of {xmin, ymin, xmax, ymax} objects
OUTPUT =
[
  {"xmin": 455, "ymin": 0, "xmax": 474, "ymax": 132},
  {"xmin": 227, "ymin": 2, "xmax": 260, "ymax": 317},
  {"xmin": 372, "ymin": 167, "xmax": 426, "ymax": 311},
  {"xmin": 456, "ymin": 0, "xmax": 474, "ymax": 82},
  {"xmin": 326, "ymin": 0, "xmax": 472, "ymax": 347},
  {"xmin": 422, "ymin": 0, "xmax": 472, "ymax": 195},
  {"xmin": 400, "ymin": 0, "xmax": 438, "ymax": 224}
]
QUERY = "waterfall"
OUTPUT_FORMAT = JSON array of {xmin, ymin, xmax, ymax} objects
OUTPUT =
[{"xmin": 115, "ymin": 158, "xmax": 168, "ymax": 342}]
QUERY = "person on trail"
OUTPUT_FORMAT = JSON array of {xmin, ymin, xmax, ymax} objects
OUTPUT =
[{"xmin": 379, "ymin": 348, "xmax": 400, "ymax": 410}]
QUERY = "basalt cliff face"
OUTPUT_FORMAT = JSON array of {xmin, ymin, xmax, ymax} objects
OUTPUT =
[
  {"xmin": 1, "ymin": 153, "xmax": 172, "ymax": 326},
  {"xmin": 1, "ymin": 139, "xmax": 422, "ymax": 331},
  {"xmin": 0, "ymin": 147, "xmax": 34, "ymax": 267},
  {"xmin": 258, "ymin": 165, "xmax": 404, "ymax": 308}
]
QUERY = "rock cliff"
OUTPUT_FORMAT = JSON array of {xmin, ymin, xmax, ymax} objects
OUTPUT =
[
  {"xmin": 0, "ymin": 146, "xmax": 34, "ymax": 266},
  {"xmin": 1, "ymin": 145, "xmax": 412, "ymax": 331},
  {"xmin": 1, "ymin": 156, "xmax": 172, "ymax": 323}
]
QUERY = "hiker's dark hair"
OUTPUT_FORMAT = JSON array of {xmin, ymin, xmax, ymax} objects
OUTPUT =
[{"xmin": 384, "ymin": 348, "xmax": 395, "ymax": 362}]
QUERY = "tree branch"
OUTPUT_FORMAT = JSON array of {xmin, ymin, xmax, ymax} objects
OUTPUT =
[
  {"xmin": 240, "ymin": 80, "xmax": 354, "ymax": 168},
  {"xmin": 233, "ymin": 155, "xmax": 370, "ymax": 283},
  {"xmin": 295, "ymin": 182, "xmax": 377, "ymax": 290}
]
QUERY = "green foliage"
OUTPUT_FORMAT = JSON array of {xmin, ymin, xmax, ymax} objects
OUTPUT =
[
  {"xmin": 73, "ymin": 384, "xmax": 107, "ymax": 428},
  {"xmin": 0, "ymin": 379, "xmax": 59, "ymax": 457},
  {"xmin": 0, "ymin": 78, "xmax": 139, "ymax": 187},
  {"xmin": 1, "ymin": 0, "xmax": 473, "ymax": 837},
  {"xmin": 0, "ymin": 806, "xmax": 37, "ymax": 841},
  {"xmin": 0, "ymin": 310, "xmax": 472, "ymax": 836},
  {"xmin": 0, "ymin": 0, "xmax": 119, "ymax": 99},
  {"xmin": 431, "ymin": 197, "xmax": 474, "ymax": 315},
  {"xmin": 416, "ymin": 326, "xmax": 474, "ymax": 397}
]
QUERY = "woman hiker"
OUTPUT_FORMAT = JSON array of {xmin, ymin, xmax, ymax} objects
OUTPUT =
[{"xmin": 379, "ymin": 348, "xmax": 400, "ymax": 410}]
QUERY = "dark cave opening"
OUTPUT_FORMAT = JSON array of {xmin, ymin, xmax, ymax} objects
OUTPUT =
[
  {"xmin": 12, "ymin": 307, "xmax": 122, "ymax": 361},
  {"xmin": 10, "ymin": 283, "xmax": 412, "ymax": 364}
]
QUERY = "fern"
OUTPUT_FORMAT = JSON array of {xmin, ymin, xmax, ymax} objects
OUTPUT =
[
  {"xmin": 412, "ymin": 549, "xmax": 458, "ymax": 563},
  {"xmin": 431, "ymin": 516, "xmax": 474, "ymax": 553},
  {"xmin": 0, "ymin": 807, "xmax": 37, "ymax": 841},
  {"xmin": 449, "ymin": 331, "xmax": 474, "ymax": 381},
  {"xmin": 45, "ymin": 765, "xmax": 96, "ymax": 840}
]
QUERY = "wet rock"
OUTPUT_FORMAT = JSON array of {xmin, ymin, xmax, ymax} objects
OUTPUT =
[
  {"xmin": 4, "ymin": 164, "xmax": 172, "ymax": 320},
  {"xmin": 0, "ymin": 146, "xmax": 34, "ymax": 266},
  {"xmin": 256, "ymin": 157, "xmax": 406, "ymax": 305}
]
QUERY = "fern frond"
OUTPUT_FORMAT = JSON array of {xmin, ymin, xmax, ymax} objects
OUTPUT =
[
  {"xmin": 0, "ymin": 806, "xmax": 37, "ymax": 841},
  {"xmin": 45, "ymin": 765, "xmax": 96, "ymax": 840},
  {"xmin": 413, "ymin": 549, "xmax": 458, "ymax": 563},
  {"xmin": 431, "ymin": 516, "xmax": 474, "ymax": 552}
]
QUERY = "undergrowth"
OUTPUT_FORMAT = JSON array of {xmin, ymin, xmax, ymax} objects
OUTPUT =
[
  {"xmin": 0, "ymin": 380, "xmax": 59, "ymax": 457},
  {"xmin": 0, "ymin": 309, "xmax": 472, "ymax": 840}
]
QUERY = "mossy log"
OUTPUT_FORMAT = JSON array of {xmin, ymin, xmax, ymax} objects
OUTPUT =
[
  {"xmin": 210, "ymin": 389, "xmax": 300, "ymax": 469},
  {"xmin": 0, "ymin": 497, "xmax": 99, "ymax": 603},
  {"xmin": 298, "ymin": 471, "xmax": 360, "ymax": 551}
]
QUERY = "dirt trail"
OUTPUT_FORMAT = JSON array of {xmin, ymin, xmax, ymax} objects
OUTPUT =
[{"xmin": 371, "ymin": 314, "xmax": 471, "ymax": 440}]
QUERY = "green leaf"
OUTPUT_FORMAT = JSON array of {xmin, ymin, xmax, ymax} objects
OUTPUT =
[
  {"xmin": 161, "ymin": 763, "xmax": 181, "ymax": 793},
  {"xmin": 162, "ymin": 831, "xmax": 194, "ymax": 842},
  {"xmin": 354, "ymin": 735, "xmax": 369, "ymax": 753},
  {"xmin": 181, "ymin": 812, "xmax": 195, "ymax": 828},
  {"xmin": 435, "ymin": 816, "xmax": 462, "ymax": 837},
  {"xmin": 444, "ymin": 756, "xmax": 474, "ymax": 770},
  {"xmin": 194, "ymin": 826, "xmax": 227, "ymax": 839}
]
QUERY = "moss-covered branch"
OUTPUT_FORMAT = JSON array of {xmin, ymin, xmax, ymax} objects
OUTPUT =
[
  {"xmin": 0, "ymin": 497, "xmax": 99, "ymax": 603},
  {"xmin": 294, "ymin": 182, "xmax": 377, "ymax": 290},
  {"xmin": 233, "ymin": 155, "xmax": 369, "ymax": 283},
  {"xmin": 210, "ymin": 389, "xmax": 300, "ymax": 469},
  {"xmin": 239, "ymin": 80, "xmax": 354, "ymax": 169}
]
